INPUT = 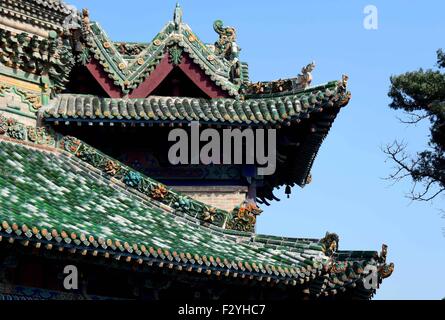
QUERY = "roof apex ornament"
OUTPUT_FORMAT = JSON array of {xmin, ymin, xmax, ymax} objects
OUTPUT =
[
  {"xmin": 378, "ymin": 244, "xmax": 394, "ymax": 279},
  {"xmin": 339, "ymin": 74, "xmax": 349, "ymax": 89},
  {"xmin": 213, "ymin": 20, "xmax": 239, "ymax": 62},
  {"xmin": 173, "ymin": 3, "xmax": 183, "ymax": 30},
  {"xmin": 379, "ymin": 244, "xmax": 388, "ymax": 262},
  {"xmin": 62, "ymin": 4, "xmax": 81, "ymax": 30},
  {"xmin": 319, "ymin": 232, "xmax": 339, "ymax": 256},
  {"xmin": 81, "ymin": 8, "xmax": 90, "ymax": 31},
  {"xmin": 298, "ymin": 61, "xmax": 316, "ymax": 89}
]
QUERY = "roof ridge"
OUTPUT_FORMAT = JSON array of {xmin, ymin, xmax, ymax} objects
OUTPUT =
[
  {"xmin": 49, "ymin": 80, "xmax": 340, "ymax": 103},
  {"xmin": 0, "ymin": 136, "xmax": 250, "ymax": 237},
  {"xmin": 0, "ymin": 112, "xmax": 238, "ymax": 230},
  {"xmin": 254, "ymin": 233, "xmax": 320, "ymax": 243},
  {"xmin": 58, "ymin": 150, "xmax": 249, "ymax": 238},
  {"xmin": 0, "ymin": 139, "xmax": 329, "ymax": 282},
  {"xmin": 80, "ymin": 13, "xmax": 241, "ymax": 96},
  {"xmin": 58, "ymin": 135, "xmax": 235, "ymax": 229},
  {"xmin": 0, "ymin": 134, "xmax": 59, "ymax": 154},
  {"xmin": 0, "ymin": 128, "xmax": 393, "ymax": 295}
]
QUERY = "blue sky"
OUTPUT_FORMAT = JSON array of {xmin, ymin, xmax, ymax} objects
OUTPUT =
[{"xmin": 68, "ymin": 0, "xmax": 445, "ymax": 299}]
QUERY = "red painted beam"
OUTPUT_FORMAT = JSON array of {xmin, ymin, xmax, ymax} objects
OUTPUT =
[
  {"xmin": 130, "ymin": 52, "xmax": 230, "ymax": 99},
  {"xmin": 85, "ymin": 58, "xmax": 123, "ymax": 98},
  {"xmin": 129, "ymin": 54, "xmax": 174, "ymax": 98},
  {"xmin": 177, "ymin": 53, "xmax": 230, "ymax": 99},
  {"xmin": 85, "ymin": 52, "xmax": 231, "ymax": 99}
]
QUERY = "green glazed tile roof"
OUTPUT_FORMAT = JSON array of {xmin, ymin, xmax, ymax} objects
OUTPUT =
[
  {"xmin": 0, "ymin": 0, "xmax": 71, "ymax": 32},
  {"xmin": 0, "ymin": 139, "xmax": 325, "ymax": 269},
  {"xmin": 0, "ymin": 137, "xmax": 392, "ymax": 297},
  {"xmin": 0, "ymin": 2, "xmax": 392, "ymax": 298},
  {"xmin": 84, "ymin": 17, "xmax": 241, "ymax": 96},
  {"xmin": 39, "ymin": 79, "xmax": 350, "ymax": 205},
  {"xmin": 41, "ymin": 80, "xmax": 349, "ymax": 126}
]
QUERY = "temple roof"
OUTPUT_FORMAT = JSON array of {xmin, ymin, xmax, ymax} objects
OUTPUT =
[
  {"xmin": 0, "ymin": 132, "xmax": 393, "ymax": 298},
  {"xmin": 78, "ymin": 5, "xmax": 245, "ymax": 97},
  {"xmin": 41, "ymin": 80, "xmax": 348, "ymax": 126},
  {"xmin": 0, "ymin": 0, "xmax": 72, "ymax": 34},
  {"xmin": 39, "ymin": 79, "xmax": 349, "ymax": 203},
  {"xmin": 0, "ymin": 139, "xmax": 321, "ymax": 269},
  {"xmin": 0, "ymin": 1, "xmax": 394, "ymax": 300},
  {"xmin": 0, "ymin": 2, "xmax": 352, "ymax": 203}
]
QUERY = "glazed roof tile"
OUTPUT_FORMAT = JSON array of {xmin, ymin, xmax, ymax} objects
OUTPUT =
[
  {"xmin": 39, "ymin": 79, "xmax": 350, "ymax": 204},
  {"xmin": 84, "ymin": 16, "xmax": 241, "ymax": 96},
  {"xmin": 42, "ymin": 80, "xmax": 349, "ymax": 126},
  {"xmin": 0, "ymin": 134, "xmax": 393, "ymax": 297},
  {"xmin": 0, "ymin": 138, "xmax": 327, "ymax": 271}
]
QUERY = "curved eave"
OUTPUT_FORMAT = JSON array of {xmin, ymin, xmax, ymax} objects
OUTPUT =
[
  {"xmin": 41, "ymin": 79, "xmax": 350, "ymax": 126},
  {"xmin": 0, "ymin": 119, "xmax": 392, "ymax": 299}
]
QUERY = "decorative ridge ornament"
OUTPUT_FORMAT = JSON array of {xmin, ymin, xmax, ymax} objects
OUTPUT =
[
  {"xmin": 150, "ymin": 184, "xmax": 168, "ymax": 200},
  {"xmin": 104, "ymin": 160, "xmax": 120, "ymax": 176},
  {"xmin": 203, "ymin": 207, "xmax": 217, "ymax": 222},
  {"xmin": 0, "ymin": 30, "xmax": 75, "ymax": 94},
  {"xmin": 337, "ymin": 75, "xmax": 351, "ymax": 106},
  {"xmin": 298, "ymin": 61, "xmax": 316, "ymax": 89},
  {"xmin": 339, "ymin": 74, "xmax": 349, "ymax": 90},
  {"xmin": 63, "ymin": 4, "xmax": 81, "ymax": 30},
  {"xmin": 168, "ymin": 44, "xmax": 183, "ymax": 65},
  {"xmin": 173, "ymin": 3, "xmax": 183, "ymax": 30},
  {"xmin": 244, "ymin": 61, "xmax": 317, "ymax": 95},
  {"xmin": 213, "ymin": 20, "xmax": 239, "ymax": 62},
  {"xmin": 81, "ymin": 8, "xmax": 91, "ymax": 33},
  {"xmin": 378, "ymin": 244, "xmax": 394, "ymax": 279},
  {"xmin": 226, "ymin": 201, "xmax": 263, "ymax": 232},
  {"xmin": 65, "ymin": 8, "xmax": 241, "ymax": 97},
  {"xmin": 379, "ymin": 262, "xmax": 395, "ymax": 279},
  {"xmin": 319, "ymin": 232, "xmax": 339, "ymax": 256},
  {"xmin": 213, "ymin": 19, "xmax": 242, "ymax": 85},
  {"xmin": 379, "ymin": 244, "xmax": 388, "ymax": 263}
]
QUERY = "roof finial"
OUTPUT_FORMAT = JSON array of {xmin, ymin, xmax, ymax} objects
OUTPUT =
[
  {"xmin": 298, "ymin": 61, "xmax": 316, "ymax": 89},
  {"xmin": 173, "ymin": 3, "xmax": 182, "ymax": 30}
]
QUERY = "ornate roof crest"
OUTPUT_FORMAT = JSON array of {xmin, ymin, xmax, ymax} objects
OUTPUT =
[
  {"xmin": 173, "ymin": 3, "xmax": 183, "ymax": 30},
  {"xmin": 298, "ymin": 61, "xmax": 316, "ymax": 89},
  {"xmin": 213, "ymin": 20, "xmax": 239, "ymax": 62}
]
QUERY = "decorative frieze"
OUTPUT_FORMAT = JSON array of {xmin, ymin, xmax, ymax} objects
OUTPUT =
[
  {"xmin": 0, "ymin": 29, "xmax": 75, "ymax": 94},
  {"xmin": 0, "ymin": 83, "xmax": 43, "ymax": 123},
  {"xmin": 59, "ymin": 136, "xmax": 230, "ymax": 228},
  {"xmin": 226, "ymin": 202, "xmax": 263, "ymax": 232},
  {"xmin": 0, "ymin": 112, "xmax": 56, "ymax": 145}
]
